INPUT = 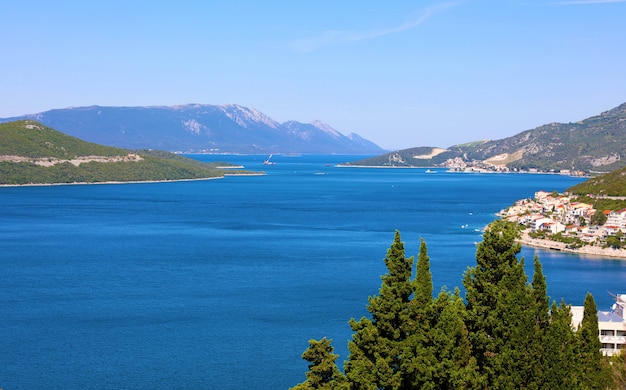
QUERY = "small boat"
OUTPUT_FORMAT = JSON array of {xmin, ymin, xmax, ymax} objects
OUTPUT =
[
  {"xmin": 425, "ymin": 169, "xmax": 437, "ymax": 174},
  {"xmin": 263, "ymin": 154, "xmax": 276, "ymax": 165}
]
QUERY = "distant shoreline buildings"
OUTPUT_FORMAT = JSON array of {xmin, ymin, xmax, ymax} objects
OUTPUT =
[{"xmin": 500, "ymin": 190, "xmax": 626, "ymax": 258}]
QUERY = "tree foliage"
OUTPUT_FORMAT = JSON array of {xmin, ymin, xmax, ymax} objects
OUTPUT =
[
  {"xmin": 293, "ymin": 223, "xmax": 610, "ymax": 389},
  {"xmin": 291, "ymin": 338, "xmax": 347, "ymax": 390},
  {"xmin": 344, "ymin": 230, "xmax": 414, "ymax": 389},
  {"xmin": 577, "ymin": 292, "xmax": 610, "ymax": 389}
]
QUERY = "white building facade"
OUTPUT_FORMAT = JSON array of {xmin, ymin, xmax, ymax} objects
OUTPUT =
[{"xmin": 571, "ymin": 294, "xmax": 626, "ymax": 356}]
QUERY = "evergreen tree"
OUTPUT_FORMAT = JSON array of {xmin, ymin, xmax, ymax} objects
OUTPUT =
[
  {"xmin": 403, "ymin": 241, "xmax": 481, "ymax": 389},
  {"xmin": 463, "ymin": 220, "xmax": 551, "ymax": 388},
  {"xmin": 345, "ymin": 230, "xmax": 414, "ymax": 389},
  {"xmin": 541, "ymin": 300, "xmax": 581, "ymax": 389},
  {"xmin": 291, "ymin": 338, "xmax": 347, "ymax": 390},
  {"xmin": 413, "ymin": 238, "xmax": 432, "ymax": 309},
  {"xmin": 527, "ymin": 256, "xmax": 551, "ymax": 388},
  {"xmin": 402, "ymin": 238, "xmax": 436, "ymax": 389},
  {"xmin": 463, "ymin": 220, "xmax": 523, "ymax": 385},
  {"xmin": 490, "ymin": 254, "xmax": 538, "ymax": 388},
  {"xmin": 531, "ymin": 256, "xmax": 550, "ymax": 330},
  {"xmin": 294, "ymin": 226, "xmax": 610, "ymax": 389},
  {"xmin": 401, "ymin": 237, "xmax": 435, "ymax": 387},
  {"xmin": 428, "ymin": 289, "xmax": 481, "ymax": 389},
  {"xmin": 577, "ymin": 292, "xmax": 608, "ymax": 389}
]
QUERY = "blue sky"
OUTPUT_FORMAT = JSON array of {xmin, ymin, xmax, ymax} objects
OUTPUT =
[{"xmin": 1, "ymin": 1, "xmax": 625, "ymax": 150}]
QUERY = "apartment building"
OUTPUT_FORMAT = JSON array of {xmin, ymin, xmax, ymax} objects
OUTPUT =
[{"xmin": 571, "ymin": 294, "xmax": 626, "ymax": 356}]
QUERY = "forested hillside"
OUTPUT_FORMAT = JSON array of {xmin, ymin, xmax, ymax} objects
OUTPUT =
[
  {"xmin": 568, "ymin": 165, "xmax": 626, "ymax": 196},
  {"xmin": 292, "ymin": 221, "xmax": 618, "ymax": 389},
  {"xmin": 0, "ymin": 120, "xmax": 253, "ymax": 185}
]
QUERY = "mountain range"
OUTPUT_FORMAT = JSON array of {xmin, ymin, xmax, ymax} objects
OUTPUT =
[
  {"xmin": 0, "ymin": 104, "xmax": 384, "ymax": 155},
  {"xmin": 344, "ymin": 102, "xmax": 626, "ymax": 173}
]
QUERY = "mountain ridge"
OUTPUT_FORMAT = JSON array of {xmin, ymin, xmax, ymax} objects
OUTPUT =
[
  {"xmin": 344, "ymin": 102, "xmax": 626, "ymax": 172},
  {"xmin": 0, "ymin": 104, "xmax": 384, "ymax": 155}
]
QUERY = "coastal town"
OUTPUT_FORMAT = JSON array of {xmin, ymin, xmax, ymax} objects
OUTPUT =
[
  {"xmin": 500, "ymin": 190, "xmax": 626, "ymax": 259},
  {"xmin": 443, "ymin": 156, "xmax": 588, "ymax": 176},
  {"xmin": 500, "ymin": 190, "xmax": 626, "ymax": 356}
]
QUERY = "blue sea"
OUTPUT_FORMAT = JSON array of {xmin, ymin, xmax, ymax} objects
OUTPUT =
[{"xmin": 2, "ymin": 154, "xmax": 626, "ymax": 389}]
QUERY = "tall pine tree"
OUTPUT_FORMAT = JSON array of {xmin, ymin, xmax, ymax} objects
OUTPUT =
[{"xmin": 345, "ymin": 230, "xmax": 415, "ymax": 389}]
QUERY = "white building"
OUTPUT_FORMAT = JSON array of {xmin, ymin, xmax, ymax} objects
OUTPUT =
[
  {"xmin": 604, "ymin": 208, "xmax": 626, "ymax": 231},
  {"xmin": 572, "ymin": 294, "xmax": 626, "ymax": 356}
]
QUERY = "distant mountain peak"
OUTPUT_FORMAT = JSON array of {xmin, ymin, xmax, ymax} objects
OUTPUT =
[
  {"xmin": 219, "ymin": 104, "xmax": 279, "ymax": 129},
  {"xmin": 0, "ymin": 104, "xmax": 384, "ymax": 154},
  {"xmin": 311, "ymin": 120, "xmax": 341, "ymax": 138}
]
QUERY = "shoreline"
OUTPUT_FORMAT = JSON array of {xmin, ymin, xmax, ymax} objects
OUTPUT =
[
  {"xmin": 517, "ymin": 230, "xmax": 626, "ymax": 260},
  {"xmin": 0, "ymin": 172, "xmax": 265, "ymax": 188},
  {"xmin": 336, "ymin": 164, "xmax": 430, "ymax": 168},
  {"xmin": 335, "ymin": 165, "xmax": 588, "ymax": 177}
]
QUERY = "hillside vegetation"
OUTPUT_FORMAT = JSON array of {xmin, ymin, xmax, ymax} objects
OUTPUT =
[
  {"xmin": 568, "ymin": 165, "xmax": 626, "ymax": 196},
  {"xmin": 345, "ymin": 102, "xmax": 626, "ymax": 172},
  {"xmin": 0, "ymin": 120, "xmax": 253, "ymax": 185}
]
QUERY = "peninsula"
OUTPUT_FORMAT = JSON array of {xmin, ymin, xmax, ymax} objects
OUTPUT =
[{"xmin": 0, "ymin": 120, "xmax": 260, "ymax": 185}]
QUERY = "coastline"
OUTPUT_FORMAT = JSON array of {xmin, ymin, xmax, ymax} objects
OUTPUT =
[
  {"xmin": 0, "ymin": 172, "xmax": 265, "ymax": 188},
  {"xmin": 335, "ymin": 164, "xmax": 434, "ymax": 169},
  {"xmin": 517, "ymin": 230, "xmax": 626, "ymax": 260},
  {"xmin": 335, "ymin": 165, "xmax": 588, "ymax": 177}
]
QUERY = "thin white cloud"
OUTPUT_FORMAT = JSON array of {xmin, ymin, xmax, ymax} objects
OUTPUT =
[
  {"xmin": 291, "ymin": 2, "xmax": 458, "ymax": 53},
  {"xmin": 551, "ymin": 0, "xmax": 626, "ymax": 4}
]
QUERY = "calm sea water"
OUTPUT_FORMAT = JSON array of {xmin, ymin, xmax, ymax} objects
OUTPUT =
[{"xmin": 2, "ymin": 154, "xmax": 626, "ymax": 389}]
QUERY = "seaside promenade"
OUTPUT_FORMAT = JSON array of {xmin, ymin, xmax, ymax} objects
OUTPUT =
[{"xmin": 517, "ymin": 230, "xmax": 626, "ymax": 260}]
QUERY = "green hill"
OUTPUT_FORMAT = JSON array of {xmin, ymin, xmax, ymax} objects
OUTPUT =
[
  {"xmin": 0, "ymin": 120, "xmax": 256, "ymax": 185},
  {"xmin": 567, "ymin": 165, "xmax": 626, "ymax": 196}
]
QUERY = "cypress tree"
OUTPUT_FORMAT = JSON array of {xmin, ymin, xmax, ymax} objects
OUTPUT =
[
  {"xmin": 541, "ymin": 300, "xmax": 581, "ymax": 389},
  {"xmin": 345, "ymin": 230, "xmax": 415, "ymax": 389},
  {"xmin": 531, "ymin": 256, "xmax": 550, "ymax": 330},
  {"xmin": 578, "ymin": 292, "xmax": 608, "ymax": 389},
  {"xmin": 463, "ymin": 220, "xmax": 526, "ymax": 386},
  {"xmin": 463, "ymin": 220, "xmax": 539, "ymax": 388},
  {"xmin": 526, "ymin": 256, "xmax": 551, "ymax": 388},
  {"xmin": 428, "ymin": 289, "xmax": 481, "ymax": 389},
  {"xmin": 402, "ymin": 237, "xmax": 435, "ymax": 386},
  {"xmin": 291, "ymin": 338, "xmax": 347, "ymax": 390},
  {"xmin": 403, "ymin": 238, "xmax": 436, "ymax": 388},
  {"xmin": 403, "ymin": 241, "xmax": 481, "ymax": 389},
  {"xmin": 413, "ymin": 238, "xmax": 432, "ymax": 309}
]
